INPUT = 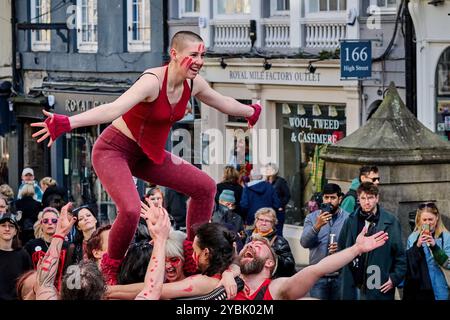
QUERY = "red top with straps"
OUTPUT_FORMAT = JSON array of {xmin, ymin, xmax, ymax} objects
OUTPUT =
[
  {"xmin": 122, "ymin": 67, "xmax": 190, "ymax": 164},
  {"xmin": 233, "ymin": 278, "xmax": 274, "ymax": 300}
]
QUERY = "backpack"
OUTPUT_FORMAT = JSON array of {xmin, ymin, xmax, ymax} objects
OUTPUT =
[{"xmin": 341, "ymin": 189, "xmax": 359, "ymax": 209}]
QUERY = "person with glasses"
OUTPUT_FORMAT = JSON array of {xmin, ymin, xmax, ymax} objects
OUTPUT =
[
  {"xmin": 24, "ymin": 207, "xmax": 72, "ymax": 290},
  {"xmin": 300, "ymin": 183, "xmax": 350, "ymax": 300},
  {"xmin": 403, "ymin": 203, "xmax": 450, "ymax": 300},
  {"xmin": 338, "ymin": 182, "xmax": 406, "ymax": 300},
  {"xmin": 244, "ymin": 207, "xmax": 295, "ymax": 278},
  {"xmin": 0, "ymin": 212, "xmax": 32, "ymax": 300},
  {"xmin": 341, "ymin": 165, "xmax": 380, "ymax": 214}
]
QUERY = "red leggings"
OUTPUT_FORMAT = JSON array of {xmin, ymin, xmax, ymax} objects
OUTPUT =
[{"xmin": 92, "ymin": 125, "xmax": 216, "ymax": 260}]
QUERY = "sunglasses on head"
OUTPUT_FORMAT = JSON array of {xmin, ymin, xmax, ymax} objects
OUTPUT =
[
  {"xmin": 419, "ymin": 202, "xmax": 437, "ymax": 210},
  {"xmin": 42, "ymin": 218, "xmax": 58, "ymax": 224}
]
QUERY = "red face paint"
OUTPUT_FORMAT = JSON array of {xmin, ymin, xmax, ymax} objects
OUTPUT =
[
  {"xmin": 180, "ymin": 57, "xmax": 194, "ymax": 70},
  {"xmin": 165, "ymin": 257, "xmax": 182, "ymax": 268},
  {"xmin": 198, "ymin": 43, "xmax": 205, "ymax": 53}
]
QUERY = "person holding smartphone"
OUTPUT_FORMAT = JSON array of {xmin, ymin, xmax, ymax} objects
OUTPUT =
[
  {"xmin": 300, "ymin": 183, "xmax": 349, "ymax": 300},
  {"xmin": 403, "ymin": 203, "xmax": 450, "ymax": 300}
]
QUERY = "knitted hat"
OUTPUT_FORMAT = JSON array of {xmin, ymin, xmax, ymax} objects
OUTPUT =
[{"xmin": 219, "ymin": 190, "xmax": 235, "ymax": 203}]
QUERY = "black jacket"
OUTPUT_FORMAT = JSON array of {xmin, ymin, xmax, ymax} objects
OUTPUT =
[
  {"xmin": 271, "ymin": 177, "xmax": 291, "ymax": 209},
  {"xmin": 15, "ymin": 196, "xmax": 41, "ymax": 231},
  {"xmin": 403, "ymin": 240, "xmax": 435, "ymax": 300},
  {"xmin": 245, "ymin": 229, "xmax": 296, "ymax": 278}
]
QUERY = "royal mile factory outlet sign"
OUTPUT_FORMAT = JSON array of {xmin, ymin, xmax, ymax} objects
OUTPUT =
[{"xmin": 202, "ymin": 61, "xmax": 348, "ymax": 87}]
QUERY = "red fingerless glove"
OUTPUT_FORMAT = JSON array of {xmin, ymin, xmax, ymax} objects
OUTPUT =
[
  {"xmin": 245, "ymin": 103, "xmax": 262, "ymax": 127},
  {"xmin": 182, "ymin": 239, "xmax": 198, "ymax": 276},
  {"xmin": 44, "ymin": 113, "xmax": 71, "ymax": 141}
]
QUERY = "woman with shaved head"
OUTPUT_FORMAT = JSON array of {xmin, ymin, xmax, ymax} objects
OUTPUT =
[{"xmin": 31, "ymin": 31, "xmax": 261, "ymax": 282}]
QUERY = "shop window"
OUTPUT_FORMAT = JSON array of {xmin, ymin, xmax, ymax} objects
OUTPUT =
[
  {"xmin": 127, "ymin": 0, "xmax": 151, "ymax": 52},
  {"xmin": 76, "ymin": 0, "xmax": 98, "ymax": 53},
  {"xmin": 436, "ymin": 47, "xmax": 450, "ymax": 141},
  {"xmin": 30, "ymin": 0, "xmax": 51, "ymax": 52},
  {"xmin": 277, "ymin": 102, "xmax": 346, "ymax": 225},
  {"xmin": 228, "ymin": 99, "xmax": 252, "ymax": 123},
  {"xmin": 63, "ymin": 125, "xmax": 114, "ymax": 224}
]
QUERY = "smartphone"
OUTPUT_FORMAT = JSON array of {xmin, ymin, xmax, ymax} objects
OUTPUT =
[{"xmin": 421, "ymin": 224, "xmax": 430, "ymax": 234}]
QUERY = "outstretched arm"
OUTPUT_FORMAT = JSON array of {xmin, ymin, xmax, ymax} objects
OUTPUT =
[
  {"xmin": 135, "ymin": 205, "xmax": 171, "ymax": 300},
  {"xmin": 193, "ymin": 75, "xmax": 260, "ymax": 125},
  {"xmin": 271, "ymin": 227, "xmax": 389, "ymax": 300},
  {"xmin": 31, "ymin": 74, "xmax": 159, "ymax": 146},
  {"xmin": 36, "ymin": 203, "xmax": 77, "ymax": 300}
]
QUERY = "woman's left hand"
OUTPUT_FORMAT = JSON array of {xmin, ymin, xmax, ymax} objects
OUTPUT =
[{"xmin": 424, "ymin": 234, "xmax": 436, "ymax": 247}]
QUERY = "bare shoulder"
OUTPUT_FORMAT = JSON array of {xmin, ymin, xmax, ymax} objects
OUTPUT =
[
  {"xmin": 134, "ymin": 66, "xmax": 165, "ymax": 101},
  {"xmin": 191, "ymin": 74, "xmax": 210, "ymax": 95},
  {"xmin": 141, "ymin": 66, "xmax": 165, "ymax": 80}
]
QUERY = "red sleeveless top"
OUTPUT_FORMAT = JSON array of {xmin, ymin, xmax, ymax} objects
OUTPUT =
[
  {"xmin": 122, "ymin": 67, "xmax": 190, "ymax": 164},
  {"xmin": 234, "ymin": 278, "xmax": 274, "ymax": 300}
]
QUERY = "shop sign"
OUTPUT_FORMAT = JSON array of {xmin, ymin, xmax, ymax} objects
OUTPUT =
[
  {"xmin": 286, "ymin": 104, "xmax": 345, "ymax": 145},
  {"xmin": 340, "ymin": 40, "xmax": 372, "ymax": 79}
]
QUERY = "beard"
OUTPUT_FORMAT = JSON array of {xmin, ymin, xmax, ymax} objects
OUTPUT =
[{"xmin": 239, "ymin": 255, "xmax": 266, "ymax": 275}]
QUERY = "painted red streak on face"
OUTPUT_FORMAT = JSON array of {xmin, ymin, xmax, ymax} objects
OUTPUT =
[
  {"xmin": 198, "ymin": 44, "xmax": 205, "ymax": 52},
  {"xmin": 182, "ymin": 285, "xmax": 194, "ymax": 293},
  {"xmin": 181, "ymin": 57, "xmax": 194, "ymax": 70},
  {"xmin": 166, "ymin": 257, "xmax": 182, "ymax": 268}
]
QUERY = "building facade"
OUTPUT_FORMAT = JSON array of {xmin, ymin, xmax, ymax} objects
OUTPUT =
[
  {"xmin": 11, "ymin": 0, "xmax": 166, "ymax": 216},
  {"xmin": 409, "ymin": 0, "xmax": 450, "ymax": 141},
  {"xmin": 168, "ymin": 0, "xmax": 408, "ymax": 229},
  {"xmin": 0, "ymin": 0, "xmax": 13, "ymax": 185}
]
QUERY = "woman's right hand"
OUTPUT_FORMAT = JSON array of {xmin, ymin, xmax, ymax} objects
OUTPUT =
[
  {"xmin": 31, "ymin": 109, "xmax": 71, "ymax": 147},
  {"xmin": 417, "ymin": 233, "xmax": 428, "ymax": 247},
  {"xmin": 31, "ymin": 110, "xmax": 54, "ymax": 147}
]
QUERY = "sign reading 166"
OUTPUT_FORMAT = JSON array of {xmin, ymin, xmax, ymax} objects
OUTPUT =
[{"xmin": 340, "ymin": 40, "xmax": 372, "ymax": 80}]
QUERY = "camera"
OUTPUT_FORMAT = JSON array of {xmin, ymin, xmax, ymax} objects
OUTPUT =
[{"xmin": 320, "ymin": 202, "xmax": 333, "ymax": 213}]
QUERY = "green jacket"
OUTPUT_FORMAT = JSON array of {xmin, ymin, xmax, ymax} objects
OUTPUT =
[
  {"xmin": 337, "ymin": 206, "xmax": 406, "ymax": 300},
  {"xmin": 340, "ymin": 178, "xmax": 360, "ymax": 214}
]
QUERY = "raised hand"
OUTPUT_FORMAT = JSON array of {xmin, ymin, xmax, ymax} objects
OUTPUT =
[
  {"xmin": 55, "ymin": 202, "xmax": 77, "ymax": 237},
  {"xmin": 355, "ymin": 226, "xmax": 389, "ymax": 254},
  {"xmin": 31, "ymin": 109, "xmax": 71, "ymax": 147}
]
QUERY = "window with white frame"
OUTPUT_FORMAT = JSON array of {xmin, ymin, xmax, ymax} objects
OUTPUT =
[
  {"xmin": 30, "ymin": 0, "xmax": 51, "ymax": 52},
  {"xmin": 309, "ymin": 0, "xmax": 347, "ymax": 12},
  {"xmin": 271, "ymin": 0, "xmax": 290, "ymax": 16},
  {"xmin": 76, "ymin": 0, "xmax": 98, "ymax": 53},
  {"xmin": 376, "ymin": 0, "xmax": 397, "ymax": 8},
  {"xmin": 180, "ymin": 0, "xmax": 200, "ymax": 17},
  {"xmin": 368, "ymin": 0, "xmax": 398, "ymax": 14},
  {"xmin": 127, "ymin": 0, "xmax": 151, "ymax": 52},
  {"xmin": 216, "ymin": 0, "xmax": 251, "ymax": 15}
]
